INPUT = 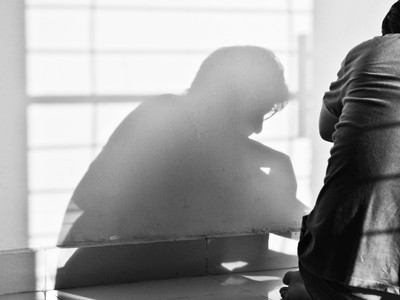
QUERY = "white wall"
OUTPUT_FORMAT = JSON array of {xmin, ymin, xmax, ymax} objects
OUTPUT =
[
  {"xmin": 311, "ymin": 0, "xmax": 395, "ymax": 199},
  {"xmin": 0, "ymin": 0, "xmax": 28, "ymax": 250}
]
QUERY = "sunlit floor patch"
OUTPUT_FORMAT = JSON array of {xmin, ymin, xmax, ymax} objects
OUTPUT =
[
  {"xmin": 241, "ymin": 275, "xmax": 281, "ymax": 282},
  {"xmin": 268, "ymin": 233, "xmax": 298, "ymax": 256},
  {"xmin": 260, "ymin": 167, "xmax": 271, "ymax": 175},
  {"xmin": 220, "ymin": 261, "xmax": 249, "ymax": 271}
]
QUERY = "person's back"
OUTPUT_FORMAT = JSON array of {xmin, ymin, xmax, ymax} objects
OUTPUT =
[
  {"xmin": 281, "ymin": 2, "xmax": 400, "ymax": 299},
  {"xmin": 299, "ymin": 33, "xmax": 400, "ymax": 295}
]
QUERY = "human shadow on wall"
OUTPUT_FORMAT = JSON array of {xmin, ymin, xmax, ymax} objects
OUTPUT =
[{"xmin": 55, "ymin": 46, "xmax": 307, "ymax": 289}]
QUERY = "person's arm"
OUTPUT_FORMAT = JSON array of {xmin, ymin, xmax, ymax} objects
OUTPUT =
[
  {"xmin": 319, "ymin": 59, "xmax": 347, "ymax": 143},
  {"xmin": 319, "ymin": 102, "xmax": 339, "ymax": 142}
]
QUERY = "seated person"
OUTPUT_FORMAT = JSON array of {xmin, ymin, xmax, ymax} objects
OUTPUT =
[{"xmin": 281, "ymin": 2, "xmax": 400, "ymax": 299}]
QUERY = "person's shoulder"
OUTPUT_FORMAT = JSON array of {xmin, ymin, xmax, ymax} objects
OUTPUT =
[
  {"xmin": 376, "ymin": 33, "xmax": 400, "ymax": 43},
  {"xmin": 343, "ymin": 35, "xmax": 400, "ymax": 65},
  {"xmin": 351, "ymin": 34, "xmax": 400, "ymax": 54},
  {"xmin": 346, "ymin": 37, "xmax": 378, "ymax": 57},
  {"xmin": 375, "ymin": 33, "xmax": 400, "ymax": 52}
]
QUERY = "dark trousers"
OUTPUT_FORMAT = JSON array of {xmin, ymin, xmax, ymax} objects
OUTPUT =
[{"xmin": 300, "ymin": 264, "xmax": 400, "ymax": 300}]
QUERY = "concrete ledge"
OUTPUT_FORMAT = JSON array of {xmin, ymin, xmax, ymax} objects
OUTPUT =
[
  {"xmin": 0, "ymin": 232, "xmax": 299, "ymax": 295},
  {"xmin": 0, "ymin": 249, "xmax": 45, "ymax": 295},
  {"xmin": 48, "ymin": 239, "xmax": 206, "ymax": 290}
]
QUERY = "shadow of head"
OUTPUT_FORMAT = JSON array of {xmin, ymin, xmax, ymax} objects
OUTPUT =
[{"xmin": 187, "ymin": 46, "xmax": 290, "ymax": 136}]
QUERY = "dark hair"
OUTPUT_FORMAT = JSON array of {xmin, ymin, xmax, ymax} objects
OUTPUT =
[
  {"xmin": 188, "ymin": 46, "xmax": 289, "ymax": 112},
  {"xmin": 382, "ymin": 1, "xmax": 400, "ymax": 35}
]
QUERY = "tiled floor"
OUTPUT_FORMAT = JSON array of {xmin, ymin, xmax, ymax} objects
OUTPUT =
[{"xmin": 0, "ymin": 268, "xmax": 294, "ymax": 300}]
